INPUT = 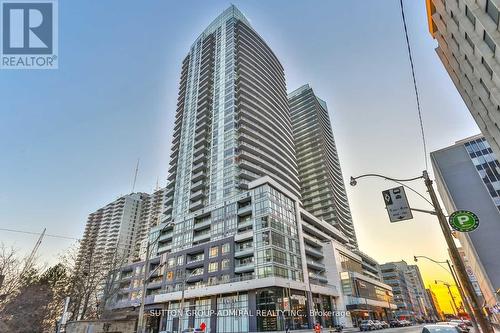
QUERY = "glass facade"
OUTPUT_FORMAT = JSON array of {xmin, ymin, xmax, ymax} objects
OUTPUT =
[
  {"xmin": 256, "ymin": 287, "xmax": 308, "ymax": 331},
  {"xmin": 217, "ymin": 294, "xmax": 249, "ymax": 333},
  {"xmin": 464, "ymin": 136, "xmax": 500, "ymax": 209},
  {"xmin": 254, "ymin": 185, "xmax": 303, "ymax": 282}
]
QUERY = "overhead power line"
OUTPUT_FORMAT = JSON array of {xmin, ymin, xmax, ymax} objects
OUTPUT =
[
  {"xmin": 0, "ymin": 228, "xmax": 79, "ymax": 241},
  {"xmin": 399, "ymin": 0, "xmax": 429, "ymax": 171}
]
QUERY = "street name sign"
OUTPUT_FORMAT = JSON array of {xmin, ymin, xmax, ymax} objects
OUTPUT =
[
  {"xmin": 382, "ymin": 186, "xmax": 413, "ymax": 222},
  {"xmin": 449, "ymin": 210, "xmax": 479, "ymax": 232}
]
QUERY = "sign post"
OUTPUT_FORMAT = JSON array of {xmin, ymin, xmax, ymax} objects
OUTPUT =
[{"xmin": 382, "ymin": 186, "xmax": 413, "ymax": 222}]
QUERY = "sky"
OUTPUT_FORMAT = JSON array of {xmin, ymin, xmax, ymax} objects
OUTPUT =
[{"xmin": 0, "ymin": 0, "xmax": 480, "ymax": 313}]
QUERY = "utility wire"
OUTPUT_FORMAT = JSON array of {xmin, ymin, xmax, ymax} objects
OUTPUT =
[
  {"xmin": 0, "ymin": 227, "xmax": 79, "ymax": 240},
  {"xmin": 399, "ymin": 0, "xmax": 429, "ymax": 171}
]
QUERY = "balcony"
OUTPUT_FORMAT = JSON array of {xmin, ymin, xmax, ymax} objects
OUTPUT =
[
  {"xmin": 192, "ymin": 153, "xmax": 207, "ymax": 165},
  {"xmin": 192, "ymin": 162, "xmax": 207, "ymax": 174},
  {"xmin": 164, "ymin": 204, "xmax": 173, "ymax": 215},
  {"xmin": 157, "ymin": 243, "xmax": 172, "ymax": 253},
  {"xmin": 189, "ymin": 199, "xmax": 204, "ymax": 211},
  {"xmin": 191, "ymin": 170, "xmax": 206, "ymax": 182},
  {"xmin": 193, "ymin": 136, "xmax": 208, "ymax": 149},
  {"xmin": 237, "ymin": 219, "xmax": 253, "ymax": 231},
  {"xmin": 190, "ymin": 189, "xmax": 205, "ymax": 201},
  {"xmin": 306, "ymin": 259, "xmax": 325, "ymax": 270},
  {"xmin": 235, "ymin": 259, "xmax": 254, "ymax": 273},
  {"xmin": 194, "ymin": 128, "xmax": 207, "ymax": 141},
  {"xmin": 193, "ymin": 145, "xmax": 207, "ymax": 157},
  {"xmin": 158, "ymin": 232, "xmax": 173, "ymax": 242},
  {"xmin": 191, "ymin": 179, "xmax": 205, "ymax": 191},
  {"xmin": 193, "ymin": 219, "xmax": 211, "ymax": 230},
  {"xmin": 186, "ymin": 255, "xmax": 205, "ymax": 267},
  {"xmin": 234, "ymin": 244, "xmax": 254, "ymax": 258},
  {"xmin": 304, "ymin": 245, "xmax": 323, "ymax": 258},
  {"xmin": 308, "ymin": 272, "xmax": 328, "ymax": 284},
  {"xmin": 237, "ymin": 204, "xmax": 252, "ymax": 216},
  {"xmin": 234, "ymin": 229, "xmax": 253, "ymax": 242},
  {"xmin": 192, "ymin": 231, "xmax": 210, "ymax": 243}
]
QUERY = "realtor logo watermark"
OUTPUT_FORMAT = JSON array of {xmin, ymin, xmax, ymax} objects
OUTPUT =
[{"xmin": 1, "ymin": 0, "xmax": 58, "ymax": 69}]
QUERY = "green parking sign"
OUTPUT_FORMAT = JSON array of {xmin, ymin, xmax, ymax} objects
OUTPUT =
[{"xmin": 449, "ymin": 210, "xmax": 479, "ymax": 232}]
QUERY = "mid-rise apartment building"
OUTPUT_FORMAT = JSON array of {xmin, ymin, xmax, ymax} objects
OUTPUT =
[
  {"xmin": 426, "ymin": 288, "xmax": 445, "ymax": 321},
  {"xmin": 426, "ymin": 0, "xmax": 500, "ymax": 157},
  {"xmin": 406, "ymin": 265, "xmax": 433, "ymax": 320},
  {"xmin": 431, "ymin": 135, "xmax": 500, "ymax": 325},
  {"xmin": 289, "ymin": 84, "xmax": 357, "ymax": 247},
  {"xmin": 380, "ymin": 261, "xmax": 419, "ymax": 321}
]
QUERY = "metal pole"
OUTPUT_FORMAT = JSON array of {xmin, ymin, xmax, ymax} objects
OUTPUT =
[
  {"xmin": 444, "ymin": 283, "xmax": 459, "ymax": 315},
  {"xmin": 447, "ymin": 260, "xmax": 479, "ymax": 331},
  {"xmin": 137, "ymin": 241, "xmax": 151, "ymax": 333},
  {"xmin": 423, "ymin": 171, "xmax": 493, "ymax": 333},
  {"xmin": 179, "ymin": 278, "xmax": 186, "ymax": 333}
]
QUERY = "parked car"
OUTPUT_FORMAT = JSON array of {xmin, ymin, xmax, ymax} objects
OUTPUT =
[
  {"xmin": 360, "ymin": 320, "xmax": 376, "ymax": 331},
  {"xmin": 422, "ymin": 324, "xmax": 462, "ymax": 333},
  {"xmin": 389, "ymin": 320, "xmax": 402, "ymax": 328},
  {"xmin": 462, "ymin": 320, "xmax": 472, "ymax": 327},
  {"xmin": 450, "ymin": 319, "xmax": 471, "ymax": 331},
  {"xmin": 399, "ymin": 320, "xmax": 411, "ymax": 327},
  {"xmin": 436, "ymin": 321, "xmax": 468, "ymax": 333},
  {"xmin": 372, "ymin": 321, "xmax": 383, "ymax": 330},
  {"xmin": 380, "ymin": 321, "xmax": 390, "ymax": 329}
]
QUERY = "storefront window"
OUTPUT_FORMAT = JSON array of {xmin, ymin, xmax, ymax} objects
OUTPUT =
[{"xmin": 217, "ymin": 294, "xmax": 249, "ymax": 333}]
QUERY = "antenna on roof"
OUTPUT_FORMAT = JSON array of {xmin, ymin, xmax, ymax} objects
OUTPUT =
[{"xmin": 131, "ymin": 158, "xmax": 140, "ymax": 193}]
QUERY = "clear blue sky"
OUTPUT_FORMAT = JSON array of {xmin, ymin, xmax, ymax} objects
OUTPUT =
[{"xmin": 0, "ymin": 0, "xmax": 478, "ymax": 290}]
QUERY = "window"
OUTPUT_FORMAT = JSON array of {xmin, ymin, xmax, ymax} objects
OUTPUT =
[
  {"xmin": 177, "ymin": 255, "xmax": 184, "ymax": 266},
  {"xmin": 487, "ymin": 0, "xmax": 500, "ymax": 25},
  {"xmin": 221, "ymin": 258, "xmax": 230, "ymax": 270},
  {"xmin": 221, "ymin": 243, "xmax": 230, "ymax": 254},
  {"xmin": 209, "ymin": 246, "xmax": 218, "ymax": 258},
  {"xmin": 451, "ymin": 11, "xmax": 459, "ymax": 26},
  {"xmin": 208, "ymin": 262, "xmax": 218, "ymax": 272},
  {"xmin": 465, "ymin": 54, "xmax": 474, "ymax": 70},
  {"xmin": 480, "ymin": 78, "xmax": 491, "ymax": 97},
  {"xmin": 482, "ymin": 57, "xmax": 493, "ymax": 77},
  {"xmin": 167, "ymin": 257, "xmax": 176, "ymax": 268},
  {"xmin": 466, "ymin": 6, "xmax": 476, "ymax": 26},
  {"xmin": 465, "ymin": 32, "xmax": 474, "ymax": 50},
  {"xmin": 484, "ymin": 30, "xmax": 496, "ymax": 53}
]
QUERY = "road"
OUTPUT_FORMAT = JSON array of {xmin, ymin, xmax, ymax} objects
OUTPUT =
[
  {"xmin": 355, "ymin": 325, "xmax": 425, "ymax": 333},
  {"xmin": 343, "ymin": 325, "xmax": 479, "ymax": 333}
]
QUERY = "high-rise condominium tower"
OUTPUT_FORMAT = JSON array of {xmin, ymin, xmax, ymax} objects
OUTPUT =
[
  {"xmin": 76, "ymin": 193, "xmax": 148, "ymax": 273},
  {"xmin": 164, "ymin": 5, "xmax": 300, "ymax": 223},
  {"xmin": 289, "ymin": 84, "xmax": 357, "ymax": 247},
  {"xmin": 426, "ymin": 0, "xmax": 500, "ymax": 157},
  {"xmin": 110, "ymin": 7, "xmax": 402, "ymax": 332},
  {"xmin": 77, "ymin": 189, "xmax": 166, "ymax": 272}
]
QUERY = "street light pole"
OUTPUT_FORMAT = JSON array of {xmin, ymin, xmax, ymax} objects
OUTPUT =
[
  {"xmin": 350, "ymin": 171, "xmax": 494, "ymax": 333},
  {"xmin": 415, "ymin": 256, "xmax": 478, "ymax": 331},
  {"xmin": 422, "ymin": 171, "xmax": 492, "ymax": 333},
  {"xmin": 436, "ymin": 280, "xmax": 459, "ymax": 315}
]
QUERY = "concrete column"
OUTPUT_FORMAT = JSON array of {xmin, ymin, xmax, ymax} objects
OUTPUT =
[{"xmin": 248, "ymin": 291, "xmax": 257, "ymax": 332}]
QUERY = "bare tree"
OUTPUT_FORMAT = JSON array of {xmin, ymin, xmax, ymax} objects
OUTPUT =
[
  {"xmin": 0, "ymin": 244, "xmax": 23, "ymax": 310},
  {"xmin": 65, "ymin": 243, "xmax": 129, "ymax": 321}
]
